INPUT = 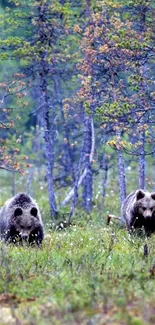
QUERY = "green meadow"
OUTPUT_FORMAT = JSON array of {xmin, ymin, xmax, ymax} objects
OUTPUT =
[
  {"xmin": 0, "ymin": 170, "xmax": 155, "ymax": 325},
  {"xmin": 0, "ymin": 213, "xmax": 155, "ymax": 324}
]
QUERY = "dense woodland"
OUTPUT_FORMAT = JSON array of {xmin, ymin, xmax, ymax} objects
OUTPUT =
[{"xmin": 0, "ymin": 0, "xmax": 155, "ymax": 220}]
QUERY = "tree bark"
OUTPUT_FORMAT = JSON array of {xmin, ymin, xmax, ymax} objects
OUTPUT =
[
  {"xmin": 82, "ymin": 116, "xmax": 93, "ymax": 213},
  {"xmin": 52, "ymin": 74, "xmax": 75, "ymax": 184},
  {"xmin": 11, "ymin": 171, "xmax": 15, "ymax": 196},
  {"xmin": 138, "ymin": 125, "xmax": 145, "ymax": 189},
  {"xmin": 137, "ymin": 6, "xmax": 147, "ymax": 189},
  {"xmin": 38, "ymin": 2, "xmax": 57, "ymax": 218},
  {"xmin": 41, "ymin": 79, "xmax": 57, "ymax": 218},
  {"xmin": 101, "ymin": 152, "xmax": 108, "ymax": 204},
  {"xmin": 61, "ymin": 117, "xmax": 95, "ymax": 209},
  {"xmin": 116, "ymin": 131, "xmax": 126, "ymax": 207}
]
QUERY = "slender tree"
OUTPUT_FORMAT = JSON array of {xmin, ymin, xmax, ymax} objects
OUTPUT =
[{"xmin": 0, "ymin": 0, "xmax": 82, "ymax": 217}]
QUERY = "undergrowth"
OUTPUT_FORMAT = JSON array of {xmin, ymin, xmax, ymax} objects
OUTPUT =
[
  {"xmin": 0, "ymin": 221, "xmax": 155, "ymax": 324},
  {"xmin": 0, "ymin": 170, "xmax": 155, "ymax": 324}
]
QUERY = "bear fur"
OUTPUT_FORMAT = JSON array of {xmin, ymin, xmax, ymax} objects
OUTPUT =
[
  {"xmin": 0, "ymin": 193, "xmax": 44, "ymax": 245},
  {"xmin": 121, "ymin": 189, "xmax": 155, "ymax": 235}
]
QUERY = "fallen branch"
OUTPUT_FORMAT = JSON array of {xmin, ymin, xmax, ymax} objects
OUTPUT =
[{"xmin": 106, "ymin": 214, "xmax": 121, "ymax": 225}]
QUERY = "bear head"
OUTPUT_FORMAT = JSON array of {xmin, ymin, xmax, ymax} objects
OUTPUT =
[{"xmin": 134, "ymin": 189, "xmax": 155, "ymax": 220}]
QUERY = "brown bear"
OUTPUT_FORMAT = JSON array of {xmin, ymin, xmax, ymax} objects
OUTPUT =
[
  {"xmin": 121, "ymin": 189, "xmax": 155, "ymax": 235},
  {"xmin": 0, "ymin": 193, "xmax": 44, "ymax": 245}
]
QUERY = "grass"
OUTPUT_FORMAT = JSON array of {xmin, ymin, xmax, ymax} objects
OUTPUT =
[
  {"xmin": 0, "ymin": 220, "xmax": 155, "ymax": 324},
  {"xmin": 0, "ymin": 169, "xmax": 155, "ymax": 324}
]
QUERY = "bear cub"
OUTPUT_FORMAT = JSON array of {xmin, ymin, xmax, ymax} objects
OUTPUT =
[
  {"xmin": 121, "ymin": 189, "xmax": 155, "ymax": 235},
  {"xmin": 0, "ymin": 193, "xmax": 44, "ymax": 245}
]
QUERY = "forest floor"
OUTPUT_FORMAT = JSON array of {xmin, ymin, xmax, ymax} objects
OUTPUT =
[{"xmin": 0, "ymin": 217, "xmax": 155, "ymax": 325}]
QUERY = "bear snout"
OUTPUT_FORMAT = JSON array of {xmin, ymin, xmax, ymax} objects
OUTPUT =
[
  {"xmin": 19, "ymin": 230, "xmax": 30, "ymax": 239},
  {"xmin": 145, "ymin": 214, "xmax": 152, "ymax": 219},
  {"xmin": 21, "ymin": 234, "xmax": 28, "ymax": 241}
]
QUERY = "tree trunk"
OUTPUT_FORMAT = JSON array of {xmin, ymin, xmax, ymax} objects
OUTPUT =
[
  {"xmin": 116, "ymin": 131, "xmax": 126, "ymax": 207},
  {"xmin": 61, "ymin": 117, "xmax": 95, "ymax": 213},
  {"xmin": 138, "ymin": 127, "xmax": 145, "ymax": 189},
  {"xmin": 11, "ymin": 171, "xmax": 15, "ymax": 196},
  {"xmin": 68, "ymin": 120, "xmax": 86, "ymax": 222},
  {"xmin": 41, "ymin": 85, "xmax": 57, "ymax": 218},
  {"xmin": 38, "ymin": 2, "xmax": 57, "ymax": 218},
  {"xmin": 82, "ymin": 116, "xmax": 93, "ymax": 213},
  {"xmin": 101, "ymin": 153, "xmax": 108, "ymax": 204},
  {"xmin": 52, "ymin": 74, "xmax": 75, "ymax": 184}
]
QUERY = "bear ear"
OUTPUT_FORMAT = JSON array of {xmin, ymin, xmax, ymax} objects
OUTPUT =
[
  {"xmin": 31, "ymin": 207, "xmax": 38, "ymax": 218},
  {"xmin": 151, "ymin": 193, "xmax": 155, "ymax": 201},
  {"xmin": 14, "ymin": 207, "xmax": 23, "ymax": 217},
  {"xmin": 136, "ymin": 189, "xmax": 145, "ymax": 201}
]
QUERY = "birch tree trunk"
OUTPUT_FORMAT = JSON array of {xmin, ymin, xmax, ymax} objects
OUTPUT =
[
  {"xmin": 61, "ymin": 117, "xmax": 95, "ymax": 211},
  {"xmin": 68, "ymin": 123, "xmax": 86, "ymax": 222},
  {"xmin": 82, "ymin": 116, "xmax": 93, "ymax": 213}
]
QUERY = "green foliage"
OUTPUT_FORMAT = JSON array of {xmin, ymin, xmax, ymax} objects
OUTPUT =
[{"xmin": 0, "ymin": 220, "xmax": 155, "ymax": 323}]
